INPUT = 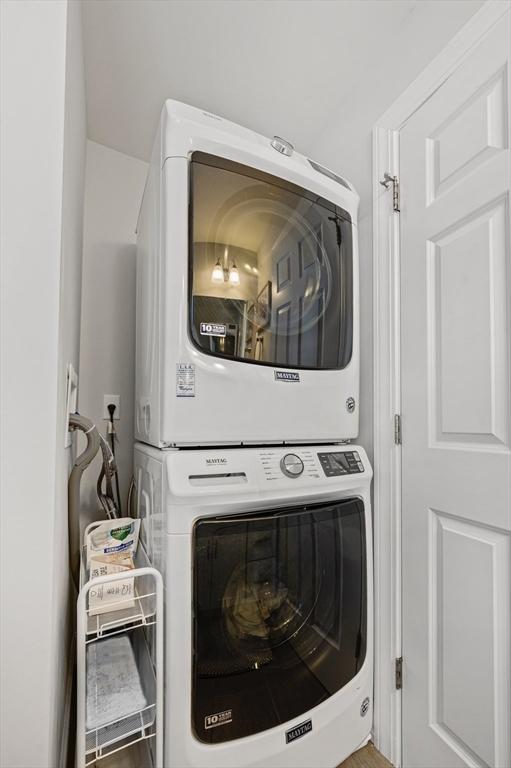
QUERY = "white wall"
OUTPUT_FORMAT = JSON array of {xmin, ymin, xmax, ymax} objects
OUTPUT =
[
  {"xmin": 54, "ymin": 1, "xmax": 88, "ymax": 763},
  {"xmin": 308, "ymin": 0, "xmax": 483, "ymax": 461},
  {"xmin": 0, "ymin": 1, "xmax": 86, "ymax": 766},
  {"xmin": 79, "ymin": 141, "xmax": 147, "ymax": 518}
]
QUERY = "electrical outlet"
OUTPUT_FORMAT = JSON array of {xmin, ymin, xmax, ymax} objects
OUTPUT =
[{"xmin": 103, "ymin": 394, "xmax": 120, "ymax": 420}]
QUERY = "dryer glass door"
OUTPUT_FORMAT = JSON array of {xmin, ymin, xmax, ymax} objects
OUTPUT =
[
  {"xmin": 189, "ymin": 152, "xmax": 354, "ymax": 370},
  {"xmin": 192, "ymin": 498, "xmax": 366, "ymax": 743}
]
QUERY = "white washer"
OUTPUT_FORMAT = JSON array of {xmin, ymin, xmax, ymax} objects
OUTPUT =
[
  {"xmin": 134, "ymin": 442, "xmax": 373, "ymax": 768},
  {"xmin": 135, "ymin": 100, "xmax": 360, "ymax": 448}
]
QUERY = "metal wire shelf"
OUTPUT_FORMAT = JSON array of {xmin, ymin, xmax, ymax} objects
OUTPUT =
[
  {"xmin": 76, "ymin": 522, "xmax": 163, "ymax": 768},
  {"xmin": 80, "ymin": 523, "xmax": 157, "ymax": 641},
  {"xmin": 84, "ymin": 632, "xmax": 157, "ymax": 764}
]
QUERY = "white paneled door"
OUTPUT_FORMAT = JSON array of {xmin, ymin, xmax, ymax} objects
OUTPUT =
[{"xmin": 400, "ymin": 11, "xmax": 511, "ymax": 768}]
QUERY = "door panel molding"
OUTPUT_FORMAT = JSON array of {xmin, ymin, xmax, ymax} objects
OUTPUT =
[
  {"xmin": 426, "ymin": 64, "xmax": 508, "ymax": 205},
  {"xmin": 427, "ymin": 194, "xmax": 510, "ymax": 451},
  {"xmin": 372, "ymin": 3, "xmax": 511, "ymax": 766},
  {"xmin": 429, "ymin": 509, "xmax": 511, "ymax": 767}
]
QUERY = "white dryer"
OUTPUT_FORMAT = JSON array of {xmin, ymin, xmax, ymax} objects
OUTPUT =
[
  {"xmin": 135, "ymin": 100, "xmax": 360, "ymax": 448},
  {"xmin": 134, "ymin": 442, "xmax": 373, "ymax": 768}
]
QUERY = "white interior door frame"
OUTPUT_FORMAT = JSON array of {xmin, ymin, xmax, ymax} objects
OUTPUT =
[{"xmin": 371, "ymin": 2, "xmax": 511, "ymax": 766}]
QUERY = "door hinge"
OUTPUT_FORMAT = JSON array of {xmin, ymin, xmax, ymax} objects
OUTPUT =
[
  {"xmin": 380, "ymin": 172, "xmax": 400, "ymax": 212},
  {"xmin": 394, "ymin": 414, "xmax": 402, "ymax": 445},
  {"xmin": 395, "ymin": 657, "xmax": 403, "ymax": 690}
]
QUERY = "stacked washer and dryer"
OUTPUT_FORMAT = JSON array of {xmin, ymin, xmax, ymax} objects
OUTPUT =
[{"xmin": 134, "ymin": 100, "xmax": 373, "ymax": 768}]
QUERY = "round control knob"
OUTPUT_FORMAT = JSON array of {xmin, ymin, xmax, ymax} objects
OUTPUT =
[
  {"xmin": 280, "ymin": 453, "xmax": 304, "ymax": 478},
  {"xmin": 271, "ymin": 136, "xmax": 294, "ymax": 157}
]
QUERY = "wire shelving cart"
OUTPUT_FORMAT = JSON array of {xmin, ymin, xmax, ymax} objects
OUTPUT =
[{"xmin": 76, "ymin": 522, "xmax": 163, "ymax": 767}]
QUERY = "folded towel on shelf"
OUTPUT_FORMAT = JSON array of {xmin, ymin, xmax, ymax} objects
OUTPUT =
[{"xmin": 86, "ymin": 635, "xmax": 147, "ymax": 730}]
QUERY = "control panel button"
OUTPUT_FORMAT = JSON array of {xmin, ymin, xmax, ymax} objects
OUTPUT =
[{"xmin": 280, "ymin": 453, "xmax": 304, "ymax": 478}]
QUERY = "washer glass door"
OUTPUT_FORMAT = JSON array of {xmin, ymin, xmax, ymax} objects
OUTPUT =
[{"xmin": 192, "ymin": 498, "xmax": 366, "ymax": 743}]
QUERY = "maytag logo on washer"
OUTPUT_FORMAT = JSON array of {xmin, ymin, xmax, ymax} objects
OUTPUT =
[
  {"xmin": 200, "ymin": 322, "xmax": 226, "ymax": 337},
  {"xmin": 285, "ymin": 719, "xmax": 312, "ymax": 744},
  {"xmin": 206, "ymin": 457, "xmax": 227, "ymax": 465},
  {"xmin": 274, "ymin": 371, "xmax": 300, "ymax": 382},
  {"xmin": 205, "ymin": 709, "xmax": 232, "ymax": 729}
]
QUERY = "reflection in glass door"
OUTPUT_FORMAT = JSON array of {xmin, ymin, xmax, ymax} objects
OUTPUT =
[
  {"xmin": 192, "ymin": 499, "xmax": 366, "ymax": 743},
  {"xmin": 189, "ymin": 153, "xmax": 354, "ymax": 370}
]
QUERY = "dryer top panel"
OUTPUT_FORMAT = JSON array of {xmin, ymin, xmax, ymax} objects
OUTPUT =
[{"xmin": 159, "ymin": 99, "xmax": 359, "ymax": 215}]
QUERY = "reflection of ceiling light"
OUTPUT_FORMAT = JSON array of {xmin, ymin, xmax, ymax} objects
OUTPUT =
[
  {"xmin": 229, "ymin": 263, "xmax": 240, "ymax": 285},
  {"xmin": 211, "ymin": 254, "xmax": 241, "ymax": 285},
  {"xmin": 211, "ymin": 259, "xmax": 224, "ymax": 283}
]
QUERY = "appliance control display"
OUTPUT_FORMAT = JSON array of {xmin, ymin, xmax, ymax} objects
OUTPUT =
[
  {"xmin": 259, "ymin": 450, "xmax": 319, "ymax": 481},
  {"xmin": 318, "ymin": 451, "xmax": 364, "ymax": 477},
  {"xmin": 280, "ymin": 453, "xmax": 305, "ymax": 478}
]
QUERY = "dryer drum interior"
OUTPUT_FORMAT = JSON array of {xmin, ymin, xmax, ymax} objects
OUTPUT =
[{"xmin": 192, "ymin": 498, "xmax": 367, "ymax": 743}]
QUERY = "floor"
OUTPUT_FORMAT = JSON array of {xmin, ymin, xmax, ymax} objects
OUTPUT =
[
  {"xmin": 339, "ymin": 743, "xmax": 393, "ymax": 768},
  {"xmin": 92, "ymin": 741, "xmax": 152, "ymax": 767},
  {"xmin": 94, "ymin": 740, "xmax": 392, "ymax": 768}
]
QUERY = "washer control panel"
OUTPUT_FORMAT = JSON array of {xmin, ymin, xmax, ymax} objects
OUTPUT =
[
  {"xmin": 318, "ymin": 451, "xmax": 364, "ymax": 477},
  {"xmin": 258, "ymin": 448, "xmax": 320, "ymax": 481},
  {"xmin": 280, "ymin": 453, "xmax": 304, "ymax": 478}
]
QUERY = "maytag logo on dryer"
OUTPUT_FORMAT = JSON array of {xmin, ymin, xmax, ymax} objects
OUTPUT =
[
  {"xmin": 205, "ymin": 709, "xmax": 232, "ymax": 730},
  {"xmin": 206, "ymin": 457, "xmax": 227, "ymax": 465},
  {"xmin": 200, "ymin": 322, "xmax": 226, "ymax": 337},
  {"xmin": 274, "ymin": 371, "xmax": 300, "ymax": 382},
  {"xmin": 285, "ymin": 719, "xmax": 312, "ymax": 744}
]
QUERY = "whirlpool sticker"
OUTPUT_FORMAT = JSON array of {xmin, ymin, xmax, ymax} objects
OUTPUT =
[{"xmin": 176, "ymin": 363, "xmax": 196, "ymax": 397}]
